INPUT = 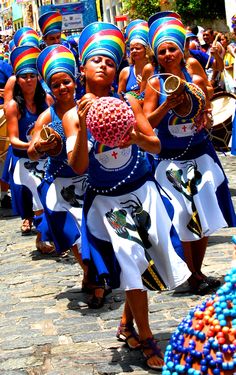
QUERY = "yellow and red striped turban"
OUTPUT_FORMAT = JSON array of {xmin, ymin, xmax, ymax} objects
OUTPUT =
[
  {"xmin": 10, "ymin": 46, "xmax": 40, "ymax": 76},
  {"xmin": 126, "ymin": 19, "xmax": 149, "ymax": 47},
  {"xmin": 14, "ymin": 27, "xmax": 39, "ymax": 47},
  {"xmin": 79, "ymin": 22, "xmax": 125, "ymax": 68},
  {"xmin": 37, "ymin": 44, "xmax": 76, "ymax": 86},
  {"xmin": 148, "ymin": 11, "xmax": 186, "ymax": 57},
  {"xmin": 38, "ymin": 11, "xmax": 62, "ymax": 37}
]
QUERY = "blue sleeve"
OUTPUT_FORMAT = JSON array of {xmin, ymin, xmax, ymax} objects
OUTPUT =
[{"xmin": 189, "ymin": 49, "xmax": 214, "ymax": 69}]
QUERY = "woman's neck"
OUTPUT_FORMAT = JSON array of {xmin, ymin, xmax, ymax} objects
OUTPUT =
[
  {"xmin": 24, "ymin": 95, "xmax": 36, "ymax": 113},
  {"xmin": 85, "ymin": 83, "xmax": 111, "ymax": 97},
  {"xmin": 55, "ymin": 98, "xmax": 75, "ymax": 119},
  {"xmin": 134, "ymin": 59, "xmax": 148, "ymax": 75}
]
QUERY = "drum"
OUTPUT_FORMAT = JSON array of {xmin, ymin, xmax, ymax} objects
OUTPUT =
[
  {"xmin": 0, "ymin": 104, "xmax": 10, "ymax": 163},
  {"xmin": 209, "ymin": 91, "xmax": 236, "ymax": 151}
]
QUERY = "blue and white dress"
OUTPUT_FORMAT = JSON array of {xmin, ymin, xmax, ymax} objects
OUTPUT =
[
  {"xmin": 9, "ymin": 107, "xmax": 47, "ymax": 219},
  {"xmin": 37, "ymin": 105, "xmax": 87, "ymax": 253},
  {"xmin": 153, "ymin": 69, "xmax": 236, "ymax": 241},
  {"xmin": 125, "ymin": 65, "xmax": 140, "ymax": 94},
  {"xmin": 81, "ymin": 110, "xmax": 191, "ymax": 291}
]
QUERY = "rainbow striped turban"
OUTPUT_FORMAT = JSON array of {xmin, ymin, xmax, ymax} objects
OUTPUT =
[
  {"xmin": 148, "ymin": 11, "xmax": 186, "ymax": 57},
  {"xmin": 14, "ymin": 27, "xmax": 39, "ymax": 47},
  {"xmin": 9, "ymin": 39, "xmax": 15, "ymax": 52},
  {"xmin": 0, "ymin": 51, "xmax": 4, "ymax": 60},
  {"xmin": 61, "ymin": 32, "xmax": 67, "ymax": 42},
  {"xmin": 37, "ymin": 44, "xmax": 76, "ymax": 86},
  {"xmin": 38, "ymin": 11, "xmax": 62, "ymax": 37},
  {"xmin": 79, "ymin": 22, "xmax": 125, "ymax": 68},
  {"xmin": 126, "ymin": 19, "xmax": 149, "ymax": 47},
  {"xmin": 10, "ymin": 46, "xmax": 40, "ymax": 76},
  {"xmin": 4, "ymin": 52, "xmax": 9, "ymax": 62}
]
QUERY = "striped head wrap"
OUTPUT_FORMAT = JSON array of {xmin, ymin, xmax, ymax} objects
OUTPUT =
[
  {"xmin": 9, "ymin": 39, "xmax": 15, "ymax": 52},
  {"xmin": 10, "ymin": 46, "xmax": 40, "ymax": 76},
  {"xmin": 0, "ymin": 51, "xmax": 4, "ymax": 60},
  {"xmin": 4, "ymin": 52, "xmax": 9, "ymax": 63},
  {"xmin": 148, "ymin": 11, "xmax": 186, "ymax": 57},
  {"xmin": 79, "ymin": 22, "xmax": 125, "ymax": 68},
  {"xmin": 126, "ymin": 19, "xmax": 149, "ymax": 47},
  {"xmin": 38, "ymin": 11, "xmax": 62, "ymax": 37},
  {"xmin": 37, "ymin": 44, "xmax": 76, "ymax": 86},
  {"xmin": 14, "ymin": 27, "xmax": 39, "ymax": 47}
]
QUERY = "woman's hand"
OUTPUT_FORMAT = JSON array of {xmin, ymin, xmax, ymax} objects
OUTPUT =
[
  {"xmin": 136, "ymin": 74, "xmax": 142, "ymax": 86},
  {"xmin": 194, "ymin": 109, "xmax": 213, "ymax": 132},
  {"xmin": 77, "ymin": 94, "xmax": 97, "ymax": 125},
  {"xmin": 34, "ymin": 134, "xmax": 58, "ymax": 154},
  {"xmin": 164, "ymin": 92, "xmax": 185, "ymax": 111},
  {"xmin": 118, "ymin": 126, "xmax": 136, "ymax": 148}
]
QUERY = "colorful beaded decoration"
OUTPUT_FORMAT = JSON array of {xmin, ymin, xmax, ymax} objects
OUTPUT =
[
  {"xmin": 163, "ymin": 267, "xmax": 236, "ymax": 375},
  {"xmin": 86, "ymin": 96, "xmax": 136, "ymax": 148}
]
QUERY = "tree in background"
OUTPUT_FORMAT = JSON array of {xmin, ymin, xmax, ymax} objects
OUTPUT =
[
  {"xmin": 121, "ymin": 0, "xmax": 225, "ymax": 23},
  {"xmin": 122, "ymin": 0, "xmax": 161, "ymax": 20},
  {"xmin": 175, "ymin": 0, "xmax": 226, "ymax": 24}
]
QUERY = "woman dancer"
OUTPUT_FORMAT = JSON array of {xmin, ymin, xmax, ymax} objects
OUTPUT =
[
  {"xmin": 5, "ymin": 45, "xmax": 54, "ymax": 252},
  {"xmin": 143, "ymin": 12, "xmax": 236, "ymax": 294},
  {"xmin": 63, "ymin": 22, "xmax": 190, "ymax": 370},
  {"xmin": 27, "ymin": 45, "xmax": 106, "ymax": 307},
  {"xmin": 118, "ymin": 19, "xmax": 151, "ymax": 95}
]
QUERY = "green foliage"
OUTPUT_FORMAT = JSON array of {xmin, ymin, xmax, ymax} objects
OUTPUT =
[
  {"xmin": 174, "ymin": 0, "xmax": 226, "ymax": 23},
  {"xmin": 122, "ymin": 0, "xmax": 161, "ymax": 21},
  {"xmin": 121, "ymin": 0, "xmax": 226, "ymax": 23}
]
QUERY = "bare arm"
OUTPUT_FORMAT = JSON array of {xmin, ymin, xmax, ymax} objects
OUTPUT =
[
  {"xmin": 3, "ymin": 75, "xmax": 16, "ymax": 112},
  {"xmin": 117, "ymin": 67, "xmax": 129, "ymax": 93},
  {"xmin": 5, "ymin": 99, "xmax": 30, "ymax": 150},
  {"xmin": 119, "ymin": 94, "xmax": 161, "ymax": 154},
  {"xmin": 27, "ymin": 109, "xmax": 53, "ymax": 160},
  {"xmin": 63, "ymin": 103, "xmax": 89, "ymax": 175},
  {"xmin": 186, "ymin": 56, "xmax": 214, "ymax": 99},
  {"xmin": 143, "ymin": 77, "xmax": 185, "ymax": 128},
  {"xmin": 140, "ymin": 63, "xmax": 155, "ymax": 93}
]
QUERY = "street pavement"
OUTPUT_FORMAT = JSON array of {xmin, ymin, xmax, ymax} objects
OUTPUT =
[{"xmin": 0, "ymin": 153, "xmax": 236, "ymax": 375}]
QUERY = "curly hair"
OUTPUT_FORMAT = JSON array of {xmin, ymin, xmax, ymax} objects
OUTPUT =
[{"xmin": 13, "ymin": 79, "xmax": 47, "ymax": 116}]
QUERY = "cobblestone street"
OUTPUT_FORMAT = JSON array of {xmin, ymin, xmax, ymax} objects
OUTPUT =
[{"xmin": 0, "ymin": 153, "xmax": 235, "ymax": 375}]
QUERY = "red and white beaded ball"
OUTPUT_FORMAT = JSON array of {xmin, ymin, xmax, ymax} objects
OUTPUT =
[{"xmin": 86, "ymin": 96, "xmax": 136, "ymax": 147}]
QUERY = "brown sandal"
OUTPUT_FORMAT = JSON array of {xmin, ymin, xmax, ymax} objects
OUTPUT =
[
  {"xmin": 141, "ymin": 336, "xmax": 164, "ymax": 370},
  {"xmin": 21, "ymin": 218, "xmax": 33, "ymax": 236},
  {"xmin": 36, "ymin": 233, "xmax": 57, "ymax": 255},
  {"xmin": 116, "ymin": 321, "xmax": 141, "ymax": 349}
]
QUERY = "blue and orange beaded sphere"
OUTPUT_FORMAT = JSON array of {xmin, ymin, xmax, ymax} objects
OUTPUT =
[{"xmin": 163, "ymin": 267, "xmax": 236, "ymax": 375}]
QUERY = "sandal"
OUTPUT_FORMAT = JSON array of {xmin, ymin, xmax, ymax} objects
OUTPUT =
[
  {"xmin": 188, "ymin": 272, "xmax": 212, "ymax": 296},
  {"xmin": 87, "ymin": 285, "xmax": 112, "ymax": 309},
  {"xmin": 36, "ymin": 240, "xmax": 57, "ymax": 255},
  {"xmin": 201, "ymin": 275, "xmax": 221, "ymax": 288},
  {"xmin": 21, "ymin": 218, "xmax": 33, "ymax": 236},
  {"xmin": 36, "ymin": 233, "xmax": 57, "ymax": 255},
  {"xmin": 116, "ymin": 321, "xmax": 141, "ymax": 349},
  {"xmin": 140, "ymin": 336, "xmax": 164, "ymax": 370}
]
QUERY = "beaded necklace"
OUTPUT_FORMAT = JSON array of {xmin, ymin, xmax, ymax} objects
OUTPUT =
[{"xmin": 87, "ymin": 148, "xmax": 141, "ymax": 194}]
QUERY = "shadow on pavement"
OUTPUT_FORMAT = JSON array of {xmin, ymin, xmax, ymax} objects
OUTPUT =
[{"xmin": 56, "ymin": 287, "xmax": 124, "ymax": 315}]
